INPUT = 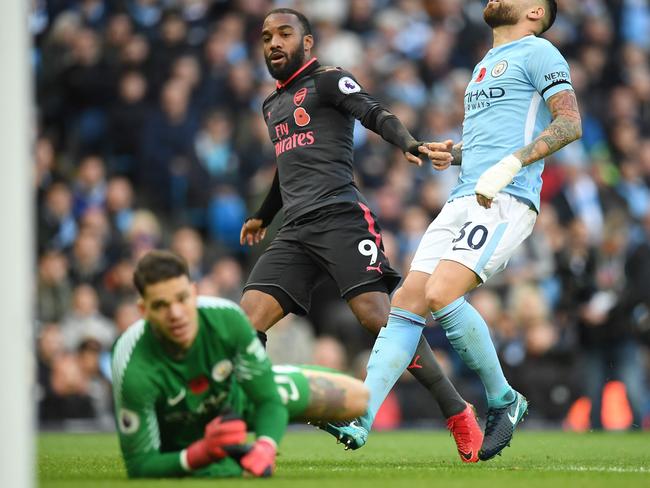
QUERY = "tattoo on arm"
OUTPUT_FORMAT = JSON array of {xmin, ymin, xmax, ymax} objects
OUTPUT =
[
  {"xmin": 451, "ymin": 142, "xmax": 463, "ymax": 166},
  {"xmin": 301, "ymin": 376, "xmax": 347, "ymax": 420},
  {"xmin": 514, "ymin": 90, "xmax": 582, "ymax": 166}
]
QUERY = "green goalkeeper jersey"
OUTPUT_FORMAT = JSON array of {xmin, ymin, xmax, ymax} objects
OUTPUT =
[{"xmin": 111, "ymin": 296, "xmax": 288, "ymax": 478}]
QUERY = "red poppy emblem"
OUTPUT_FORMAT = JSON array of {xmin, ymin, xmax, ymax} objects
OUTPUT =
[
  {"xmin": 293, "ymin": 107, "xmax": 311, "ymax": 127},
  {"xmin": 293, "ymin": 88, "xmax": 308, "ymax": 106},
  {"xmin": 188, "ymin": 375, "xmax": 209, "ymax": 394},
  {"xmin": 475, "ymin": 67, "xmax": 487, "ymax": 83}
]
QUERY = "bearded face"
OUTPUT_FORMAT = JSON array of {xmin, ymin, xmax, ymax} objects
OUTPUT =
[
  {"xmin": 264, "ymin": 36, "xmax": 306, "ymax": 81},
  {"xmin": 483, "ymin": 0, "xmax": 520, "ymax": 29}
]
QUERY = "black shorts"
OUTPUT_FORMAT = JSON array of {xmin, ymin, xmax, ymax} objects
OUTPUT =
[{"xmin": 244, "ymin": 202, "xmax": 401, "ymax": 315}]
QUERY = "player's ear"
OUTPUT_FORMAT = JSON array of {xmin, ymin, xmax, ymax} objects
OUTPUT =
[
  {"xmin": 137, "ymin": 297, "xmax": 145, "ymax": 315},
  {"xmin": 303, "ymin": 34, "xmax": 313, "ymax": 52},
  {"xmin": 526, "ymin": 5, "xmax": 545, "ymax": 23}
]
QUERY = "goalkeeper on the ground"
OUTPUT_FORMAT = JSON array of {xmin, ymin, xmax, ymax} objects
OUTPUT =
[{"xmin": 111, "ymin": 250, "xmax": 367, "ymax": 478}]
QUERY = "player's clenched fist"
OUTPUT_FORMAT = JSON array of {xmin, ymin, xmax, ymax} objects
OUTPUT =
[
  {"xmin": 474, "ymin": 154, "xmax": 523, "ymax": 208},
  {"xmin": 240, "ymin": 437, "xmax": 277, "ymax": 477},
  {"xmin": 184, "ymin": 415, "xmax": 248, "ymax": 470}
]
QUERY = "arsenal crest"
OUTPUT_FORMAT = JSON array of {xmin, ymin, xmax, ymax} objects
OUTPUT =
[{"xmin": 293, "ymin": 88, "xmax": 307, "ymax": 106}]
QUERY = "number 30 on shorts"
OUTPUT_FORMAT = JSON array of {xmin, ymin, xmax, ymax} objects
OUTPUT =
[{"xmin": 451, "ymin": 221, "xmax": 489, "ymax": 251}]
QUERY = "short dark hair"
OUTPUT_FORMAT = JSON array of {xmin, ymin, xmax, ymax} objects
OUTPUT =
[
  {"xmin": 265, "ymin": 8, "xmax": 312, "ymax": 36},
  {"xmin": 541, "ymin": 0, "xmax": 557, "ymax": 33},
  {"xmin": 133, "ymin": 250, "xmax": 189, "ymax": 296}
]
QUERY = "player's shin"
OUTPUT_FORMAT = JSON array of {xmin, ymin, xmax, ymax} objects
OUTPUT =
[
  {"xmin": 407, "ymin": 335, "xmax": 467, "ymax": 418},
  {"xmin": 433, "ymin": 297, "xmax": 513, "ymax": 407},
  {"xmin": 361, "ymin": 308, "xmax": 425, "ymax": 429}
]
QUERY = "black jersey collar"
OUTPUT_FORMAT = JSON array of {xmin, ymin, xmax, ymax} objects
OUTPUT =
[{"xmin": 275, "ymin": 57, "xmax": 319, "ymax": 90}]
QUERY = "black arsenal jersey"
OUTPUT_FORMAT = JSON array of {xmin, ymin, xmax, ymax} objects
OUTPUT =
[{"xmin": 262, "ymin": 58, "xmax": 390, "ymax": 223}]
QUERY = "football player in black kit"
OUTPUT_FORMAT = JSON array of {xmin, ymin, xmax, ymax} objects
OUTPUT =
[{"xmin": 239, "ymin": 8, "xmax": 483, "ymax": 462}]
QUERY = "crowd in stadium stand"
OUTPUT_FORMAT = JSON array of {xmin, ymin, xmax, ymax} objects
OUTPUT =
[{"xmin": 33, "ymin": 0, "xmax": 650, "ymax": 431}]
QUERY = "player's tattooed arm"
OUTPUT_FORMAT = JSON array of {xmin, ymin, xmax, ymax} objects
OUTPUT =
[
  {"xmin": 514, "ymin": 90, "xmax": 582, "ymax": 166},
  {"xmin": 302, "ymin": 376, "xmax": 348, "ymax": 420}
]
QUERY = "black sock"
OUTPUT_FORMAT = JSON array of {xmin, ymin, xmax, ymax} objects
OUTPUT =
[
  {"xmin": 407, "ymin": 335, "xmax": 466, "ymax": 418},
  {"xmin": 256, "ymin": 330, "xmax": 268, "ymax": 348}
]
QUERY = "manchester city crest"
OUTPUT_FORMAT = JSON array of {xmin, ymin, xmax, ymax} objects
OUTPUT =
[{"xmin": 491, "ymin": 60, "xmax": 508, "ymax": 78}]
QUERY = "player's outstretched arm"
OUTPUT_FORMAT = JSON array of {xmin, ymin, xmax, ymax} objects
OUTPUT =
[
  {"xmin": 315, "ymin": 69, "xmax": 430, "ymax": 166},
  {"xmin": 475, "ymin": 90, "xmax": 582, "ymax": 208}
]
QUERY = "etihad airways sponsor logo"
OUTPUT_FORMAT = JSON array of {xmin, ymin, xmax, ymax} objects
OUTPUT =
[{"xmin": 464, "ymin": 86, "xmax": 506, "ymax": 110}]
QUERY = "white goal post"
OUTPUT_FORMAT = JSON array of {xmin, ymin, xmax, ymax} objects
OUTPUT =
[{"xmin": 0, "ymin": 1, "xmax": 34, "ymax": 487}]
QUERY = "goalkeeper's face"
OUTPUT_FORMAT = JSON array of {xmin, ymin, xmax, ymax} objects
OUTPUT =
[{"xmin": 139, "ymin": 275, "xmax": 199, "ymax": 350}]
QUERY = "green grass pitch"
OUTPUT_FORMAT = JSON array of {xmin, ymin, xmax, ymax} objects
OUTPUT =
[{"xmin": 39, "ymin": 430, "xmax": 649, "ymax": 487}]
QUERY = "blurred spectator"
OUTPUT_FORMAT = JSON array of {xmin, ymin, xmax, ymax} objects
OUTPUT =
[
  {"xmin": 35, "ymin": 134, "xmax": 64, "ymax": 204},
  {"xmin": 40, "ymin": 352, "xmax": 95, "ymax": 425},
  {"xmin": 68, "ymin": 228, "xmax": 108, "ymax": 288},
  {"xmin": 171, "ymin": 226, "xmax": 206, "ymax": 281},
  {"xmin": 194, "ymin": 109, "xmax": 239, "ymax": 183},
  {"xmin": 125, "ymin": 209, "xmax": 162, "ymax": 260},
  {"xmin": 312, "ymin": 336, "xmax": 349, "ymax": 372},
  {"xmin": 140, "ymin": 79, "xmax": 199, "ymax": 211},
  {"xmin": 108, "ymin": 71, "xmax": 149, "ymax": 177},
  {"xmin": 72, "ymin": 154, "xmax": 107, "ymax": 219},
  {"xmin": 37, "ymin": 251, "xmax": 73, "ymax": 323},
  {"xmin": 148, "ymin": 8, "xmax": 190, "ymax": 95},
  {"xmin": 99, "ymin": 259, "xmax": 138, "ymax": 318},
  {"xmin": 77, "ymin": 338, "xmax": 114, "ymax": 429},
  {"xmin": 38, "ymin": 182, "xmax": 78, "ymax": 253},
  {"xmin": 113, "ymin": 301, "xmax": 142, "ymax": 336},
  {"xmin": 36, "ymin": 323, "xmax": 65, "ymax": 423},
  {"xmin": 103, "ymin": 13, "xmax": 134, "ymax": 67},
  {"xmin": 60, "ymin": 28, "xmax": 115, "ymax": 153},
  {"xmin": 266, "ymin": 315, "xmax": 316, "ymax": 366},
  {"xmin": 60, "ymin": 284, "xmax": 115, "ymax": 351},
  {"xmin": 105, "ymin": 176, "xmax": 135, "ymax": 238},
  {"xmin": 209, "ymin": 256, "xmax": 244, "ymax": 302}
]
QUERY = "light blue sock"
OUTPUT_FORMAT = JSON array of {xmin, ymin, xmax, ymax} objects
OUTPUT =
[
  {"xmin": 433, "ymin": 297, "xmax": 514, "ymax": 408},
  {"xmin": 360, "ymin": 307, "xmax": 424, "ymax": 430}
]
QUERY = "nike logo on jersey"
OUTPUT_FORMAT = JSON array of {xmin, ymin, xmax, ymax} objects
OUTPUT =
[
  {"xmin": 167, "ymin": 388, "xmax": 186, "ymax": 406},
  {"xmin": 507, "ymin": 396, "xmax": 521, "ymax": 425}
]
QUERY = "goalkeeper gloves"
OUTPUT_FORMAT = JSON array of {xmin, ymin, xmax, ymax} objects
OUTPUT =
[
  {"xmin": 474, "ymin": 154, "xmax": 522, "ymax": 201},
  {"xmin": 183, "ymin": 414, "xmax": 248, "ymax": 470},
  {"xmin": 240, "ymin": 437, "xmax": 277, "ymax": 478}
]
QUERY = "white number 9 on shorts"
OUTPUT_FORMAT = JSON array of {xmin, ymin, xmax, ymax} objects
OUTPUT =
[{"xmin": 358, "ymin": 239, "xmax": 378, "ymax": 265}]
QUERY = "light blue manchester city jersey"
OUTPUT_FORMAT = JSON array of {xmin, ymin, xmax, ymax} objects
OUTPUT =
[{"xmin": 449, "ymin": 35, "xmax": 573, "ymax": 211}]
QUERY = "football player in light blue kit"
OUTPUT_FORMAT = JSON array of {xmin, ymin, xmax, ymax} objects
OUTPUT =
[{"xmin": 325, "ymin": 0, "xmax": 582, "ymax": 461}]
